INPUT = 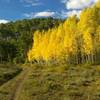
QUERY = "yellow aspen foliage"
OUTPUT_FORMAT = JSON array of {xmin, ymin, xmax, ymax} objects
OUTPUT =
[
  {"xmin": 28, "ymin": 1, "xmax": 100, "ymax": 64},
  {"xmin": 95, "ymin": 26, "xmax": 100, "ymax": 52},
  {"xmin": 82, "ymin": 30, "xmax": 93, "ymax": 54},
  {"xmin": 78, "ymin": 7, "xmax": 98, "ymax": 34},
  {"xmin": 28, "ymin": 16, "xmax": 78, "ymax": 62}
]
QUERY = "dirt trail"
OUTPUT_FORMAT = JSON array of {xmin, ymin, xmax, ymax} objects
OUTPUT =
[{"xmin": 10, "ymin": 67, "xmax": 31, "ymax": 100}]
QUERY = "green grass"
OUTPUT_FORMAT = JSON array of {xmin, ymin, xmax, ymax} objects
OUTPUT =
[
  {"xmin": 0, "ymin": 64, "xmax": 100, "ymax": 100},
  {"xmin": 0, "ymin": 64, "xmax": 22, "ymax": 86},
  {"xmin": 18, "ymin": 64, "xmax": 100, "ymax": 100}
]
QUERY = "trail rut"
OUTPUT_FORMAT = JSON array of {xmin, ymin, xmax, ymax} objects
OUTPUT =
[{"xmin": 10, "ymin": 67, "xmax": 30, "ymax": 100}]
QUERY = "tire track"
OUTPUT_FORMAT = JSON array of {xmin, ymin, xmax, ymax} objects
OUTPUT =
[{"xmin": 10, "ymin": 67, "xmax": 30, "ymax": 100}]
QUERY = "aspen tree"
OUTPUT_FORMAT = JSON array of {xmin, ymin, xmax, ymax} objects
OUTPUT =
[{"xmin": 28, "ymin": 2, "xmax": 100, "ymax": 65}]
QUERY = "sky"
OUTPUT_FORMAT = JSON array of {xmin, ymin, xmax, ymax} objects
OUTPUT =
[{"xmin": 0, "ymin": 0, "xmax": 98, "ymax": 23}]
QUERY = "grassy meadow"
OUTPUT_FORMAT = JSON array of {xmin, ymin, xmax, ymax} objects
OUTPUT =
[
  {"xmin": 0, "ymin": 64, "xmax": 22, "ymax": 86},
  {"xmin": 0, "ymin": 64, "xmax": 100, "ymax": 100}
]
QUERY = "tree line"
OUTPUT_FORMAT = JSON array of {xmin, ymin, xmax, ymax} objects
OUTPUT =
[{"xmin": 0, "ymin": 17, "xmax": 62, "ymax": 63}]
